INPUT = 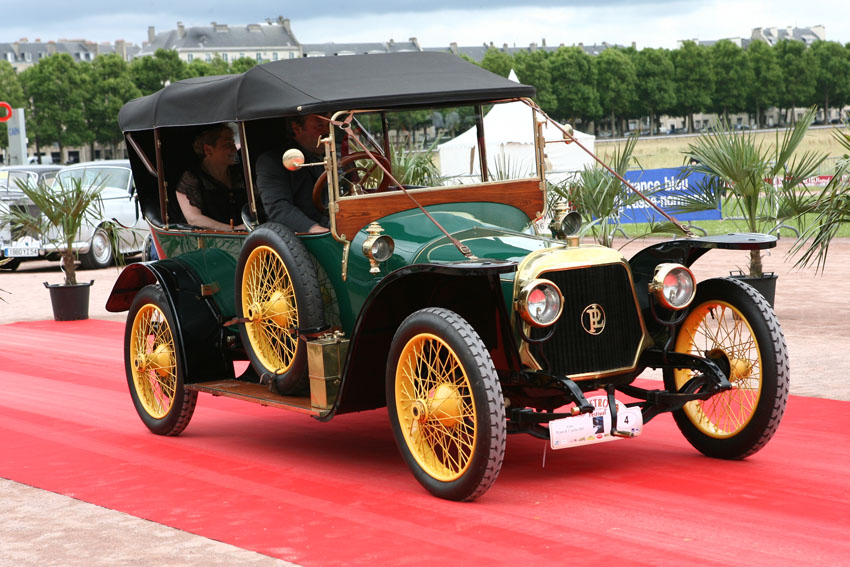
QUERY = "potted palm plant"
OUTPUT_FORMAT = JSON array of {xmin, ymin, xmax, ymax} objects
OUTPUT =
[
  {"xmin": 1, "ymin": 175, "xmax": 106, "ymax": 320},
  {"xmin": 676, "ymin": 106, "xmax": 826, "ymax": 304}
]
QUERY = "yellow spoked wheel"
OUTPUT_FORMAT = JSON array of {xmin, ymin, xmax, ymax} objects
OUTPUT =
[
  {"xmin": 130, "ymin": 303, "xmax": 177, "ymax": 418},
  {"xmin": 125, "ymin": 286, "xmax": 197, "ymax": 436},
  {"xmin": 387, "ymin": 308, "xmax": 505, "ymax": 502},
  {"xmin": 241, "ymin": 245, "xmax": 300, "ymax": 375},
  {"xmin": 236, "ymin": 223, "xmax": 326, "ymax": 395},
  {"xmin": 673, "ymin": 300, "xmax": 761, "ymax": 438},
  {"xmin": 396, "ymin": 333, "xmax": 476, "ymax": 481},
  {"xmin": 664, "ymin": 278, "xmax": 788, "ymax": 459}
]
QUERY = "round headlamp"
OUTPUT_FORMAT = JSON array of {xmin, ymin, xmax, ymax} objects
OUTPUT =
[
  {"xmin": 517, "ymin": 279, "xmax": 563, "ymax": 327},
  {"xmin": 650, "ymin": 263, "xmax": 696, "ymax": 310}
]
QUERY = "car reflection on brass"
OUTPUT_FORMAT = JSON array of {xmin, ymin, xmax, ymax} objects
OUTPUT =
[
  {"xmin": 581, "ymin": 303, "xmax": 606, "ymax": 335},
  {"xmin": 130, "ymin": 304, "xmax": 177, "ymax": 418},
  {"xmin": 674, "ymin": 300, "xmax": 762, "ymax": 437},
  {"xmin": 395, "ymin": 333, "xmax": 476, "ymax": 481},
  {"xmin": 241, "ymin": 245, "xmax": 299, "ymax": 374}
]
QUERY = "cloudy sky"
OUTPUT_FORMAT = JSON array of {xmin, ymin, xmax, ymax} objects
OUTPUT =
[{"xmin": 3, "ymin": 0, "xmax": 849, "ymax": 49}]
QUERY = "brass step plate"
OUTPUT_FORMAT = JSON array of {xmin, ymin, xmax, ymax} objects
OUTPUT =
[{"xmin": 187, "ymin": 380, "xmax": 326, "ymax": 417}]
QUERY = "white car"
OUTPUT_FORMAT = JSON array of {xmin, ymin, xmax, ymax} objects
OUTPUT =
[
  {"xmin": 1, "ymin": 160, "xmax": 148, "ymax": 270},
  {"xmin": 1, "ymin": 165, "xmax": 61, "ymax": 270},
  {"xmin": 49, "ymin": 160, "xmax": 148, "ymax": 268}
]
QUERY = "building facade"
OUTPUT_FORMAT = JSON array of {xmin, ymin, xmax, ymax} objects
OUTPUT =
[{"xmin": 140, "ymin": 17, "xmax": 301, "ymax": 63}]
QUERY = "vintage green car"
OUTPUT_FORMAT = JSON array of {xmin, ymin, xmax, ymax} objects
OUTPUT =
[{"xmin": 108, "ymin": 52, "xmax": 788, "ymax": 501}]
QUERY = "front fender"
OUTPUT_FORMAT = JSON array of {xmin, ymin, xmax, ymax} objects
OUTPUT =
[
  {"xmin": 327, "ymin": 260, "xmax": 518, "ymax": 419},
  {"xmin": 629, "ymin": 233, "xmax": 776, "ymax": 328}
]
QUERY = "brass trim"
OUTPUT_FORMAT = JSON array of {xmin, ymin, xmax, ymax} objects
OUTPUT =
[{"xmin": 512, "ymin": 245, "xmax": 650, "ymax": 378}]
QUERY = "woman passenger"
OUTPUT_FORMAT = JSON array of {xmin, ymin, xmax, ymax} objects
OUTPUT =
[{"xmin": 176, "ymin": 124, "xmax": 248, "ymax": 230}]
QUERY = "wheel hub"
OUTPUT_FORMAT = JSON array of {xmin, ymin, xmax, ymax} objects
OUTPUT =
[
  {"xmin": 247, "ymin": 289, "xmax": 292, "ymax": 327},
  {"xmin": 428, "ymin": 383, "xmax": 462, "ymax": 428},
  {"xmin": 134, "ymin": 344, "xmax": 173, "ymax": 377}
]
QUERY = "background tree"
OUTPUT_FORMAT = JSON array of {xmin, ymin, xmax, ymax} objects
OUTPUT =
[
  {"xmin": 83, "ymin": 54, "xmax": 141, "ymax": 156},
  {"xmin": 513, "ymin": 50, "xmax": 557, "ymax": 116},
  {"xmin": 130, "ymin": 49, "xmax": 186, "ymax": 95},
  {"xmin": 0, "ymin": 61, "xmax": 25, "ymax": 151},
  {"xmin": 810, "ymin": 40, "xmax": 850, "ymax": 123},
  {"xmin": 229, "ymin": 57, "xmax": 258, "ymax": 74},
  {"xmin": 548, "ymin": 46, "xmax": 601, "ymax": 130},
  {"xmin": 596, "ymin": 48, "xmax": 637, "ymax": 136},
  {"xmin": 479, "ymin": 48, "xmax": 513, "ymax": 78},
  {"xmin": 709, "ymin": 40, "xmax": 753, "ymax": 123},
  {"xmin": 672, "ymin": 41, "xmax": 714, "ymax": 133},
  {"xmin": 746, "ymin": 41, "xmax": 783, "ymax": 127},
  {"xmin": 19, "ymin": 54, "xmax": 88, "ymax": 163},
  {"xmin": 633, "ymin": 48, "xmax": 677, "ymax": 134},
  {"xmin": 775, "ymin": 40, "xmax": 816, "ymax": 124}
]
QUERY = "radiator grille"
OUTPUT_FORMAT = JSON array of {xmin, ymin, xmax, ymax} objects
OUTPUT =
[{"xmin": 530, "ymin": 264, "xmax": 645, "ymax": 377}]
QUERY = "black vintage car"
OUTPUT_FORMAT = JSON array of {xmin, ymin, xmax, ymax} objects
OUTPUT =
[{"xmin": 108, "ymin": 52, "xmax": 788, "ymax": 501}]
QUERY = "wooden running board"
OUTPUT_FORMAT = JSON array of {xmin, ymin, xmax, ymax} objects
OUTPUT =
[{"xmin": 187, "ymin": 380, "xmax": 325, "ymax": 417}]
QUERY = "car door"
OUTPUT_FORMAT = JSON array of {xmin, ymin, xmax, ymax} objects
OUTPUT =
[{"xmin": 89, "ymin": 166, "xmax": 146, "ymax": 254}]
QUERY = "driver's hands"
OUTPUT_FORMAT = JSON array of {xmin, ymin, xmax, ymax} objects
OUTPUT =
[{"xmin": 308, "ymin": 224, "xmax": 330, "ymax": 234}]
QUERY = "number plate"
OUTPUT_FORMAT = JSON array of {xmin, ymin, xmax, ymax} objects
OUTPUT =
[
  {"xmin": 4, "ymin": 246, "xmax": 39, "ymax": 257},
  {"xmin": 549, "ymin": 395, "xmax": 643, "ymax": 450}
]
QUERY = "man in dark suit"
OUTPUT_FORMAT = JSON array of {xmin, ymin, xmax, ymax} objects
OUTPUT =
[{"xmin": 256, "ymin": 115, "xmax": 330, "ymax": 234}]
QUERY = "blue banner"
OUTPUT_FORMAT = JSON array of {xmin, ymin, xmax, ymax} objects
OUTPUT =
[{"xmin": 617, "ymin": 167, "xmax": 720, "ymax": 224}]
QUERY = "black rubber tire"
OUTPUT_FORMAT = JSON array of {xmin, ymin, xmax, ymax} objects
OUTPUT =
[
  {"xmin": 125, "ymin": 285, "xmax": 198, "ymax": 436},
  {"xmin": 663, "ymin": 277, "xmax": 789, "ymax": 459},
  {"xmin": 80, "ymin": 226, "xmax": 114, "ymax": 269},
  {"xmin": 1, "ymin": 258, "xmax": 21, "ymax": 271},
  {"xmin": 235, "ymin": 222, "xmax": 325, "ymax": 395},
  {"xmin": 386, "ymin": 307, "xmax": 506, "ymax": 501}
]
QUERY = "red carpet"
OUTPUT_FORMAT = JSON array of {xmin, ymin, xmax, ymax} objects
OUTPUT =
[{"xmin": 1, "ymin": 319, "xmax": 849, "ymax": 566}]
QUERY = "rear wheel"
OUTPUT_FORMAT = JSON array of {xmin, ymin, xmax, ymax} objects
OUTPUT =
[
  {"xmin": 80, "ymin": 226, "xmax": 113, "ymax": 269},
  {"xmin": 235, "ymin": 223, "xmax": 325, "ymax": 394},
  {"xmin": 387, "ymin": 308, "xmax": 506, "ymax": 501},
  {"xmin": 1, "ymin": 258, "xmax": 21, "ymax": 271},
  {"xmin": 663, "ymin": 278, "xmax": 788, "ymax": 459},
  {"xmin": 125, "ymin": 285, "xmax": 197, "ymax": 435}
]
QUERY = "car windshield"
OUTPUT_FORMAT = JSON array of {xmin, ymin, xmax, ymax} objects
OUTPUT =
[
  {"xmin": 56, "ymin": 167, "xmax": 130, "ymax": 191},
  {"xmin": 0, "ymin": 171, "xmax": 37, "ymax": 194},
  {"xmin": 346, "ymin": 102, "xmax": 540, "ymax": 187}
]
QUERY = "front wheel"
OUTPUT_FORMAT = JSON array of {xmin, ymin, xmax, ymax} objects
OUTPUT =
[
  {"xmin": 387, "ymin": 308, "xmax": 506, "ymax": 501},
  {"xmin": 663, "ymin": 277, "xmax": 789, "ymax": 459},
  {"xmin": 125, "ymin": 285, "xmax": 197, "ymax": 435}
]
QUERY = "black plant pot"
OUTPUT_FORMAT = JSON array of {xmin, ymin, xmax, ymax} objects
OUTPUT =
[
  {"xmin": 44, "ymin": 280, "xmax": 94, "ymax": 321},
  {"xmin": 729, "ymin": 271, "xmax": 777, "ymax": 307}
]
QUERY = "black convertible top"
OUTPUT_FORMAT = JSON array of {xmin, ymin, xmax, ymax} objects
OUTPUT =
[{"xmin": 119, "ymin": 52, "xmax": 537, "ymax": 132}]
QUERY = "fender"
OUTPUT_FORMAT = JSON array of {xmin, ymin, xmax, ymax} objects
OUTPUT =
[
  {"xmin": 629, "ymin": 233, "xmax": 776, "ymax": 329},
  {"xmin": 327, "ymin": 260, "xmax": 519, "ymax": 419},
  {"xmin": 106, "ymin": 260, "xmax": 235, "ymax": 383}
]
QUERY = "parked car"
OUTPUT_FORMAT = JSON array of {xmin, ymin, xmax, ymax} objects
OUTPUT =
[
  {"xmin": 0, "ymin": 165, "xmax": 62, "ymax": 270},
  {"xmin": 107, "ymin": 52, "xmax": 788, "ymax": 501},
  {"xmin": 52, "ymin": 160, "xmax": 147, "ymax": 268}
]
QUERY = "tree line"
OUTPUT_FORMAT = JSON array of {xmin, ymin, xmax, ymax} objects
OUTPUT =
[
  {"xmin": 471, "ymin": 38, "xmax": 850, "ymax": 136},
  {"xmin": 2, "ymin": 39, "xmax": 849, "ymax": 161},
  {"xmin": 0, "ymin": 49, "xmax": 258, "ymax": 162}
]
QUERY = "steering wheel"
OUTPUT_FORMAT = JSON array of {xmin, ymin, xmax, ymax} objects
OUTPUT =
[{"xmin": 313, "ymin": 152, "xmax": 393, "ymax": 212}]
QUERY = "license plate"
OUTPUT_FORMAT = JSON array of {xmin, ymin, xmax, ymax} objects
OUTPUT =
[
  {"xmin": 549, "ymin": 396, "xmax": 643, "ymax": 450},
  {"xmin": 4, "ymin": 247, "xmax": 39, "ymax": 257}
]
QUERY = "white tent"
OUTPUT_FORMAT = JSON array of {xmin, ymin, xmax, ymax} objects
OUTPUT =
[{"xmin": 438, "ymin": 71, "xmax": 595, "ymax": 185}]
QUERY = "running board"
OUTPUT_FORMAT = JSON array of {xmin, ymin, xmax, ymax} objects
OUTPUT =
[{"xmin": 187, "ymin": 380, "xmax": 325, "ymax": 417}]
